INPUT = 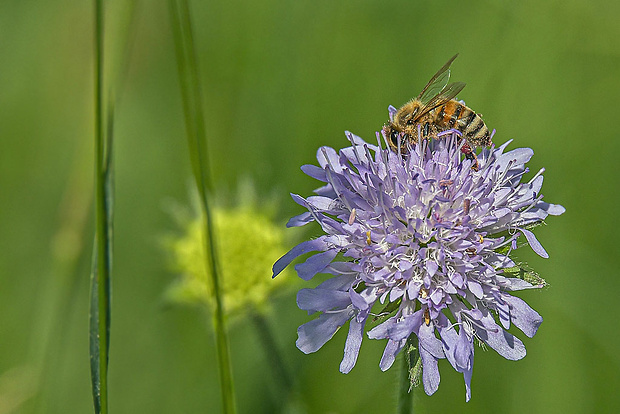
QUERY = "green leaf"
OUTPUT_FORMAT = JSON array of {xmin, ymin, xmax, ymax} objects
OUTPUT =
[
  {"xmin": 405, "ymin": 335, "xmax": 422, "ymax": 392},
  {"xmin": 502, "ymin": 262, "xmax": 547, "ymax": 287}
]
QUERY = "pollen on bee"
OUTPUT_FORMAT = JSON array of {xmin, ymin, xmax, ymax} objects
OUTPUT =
[
  {"xmin": 348, "ymin": 208, "xmax": 356, "ymax": 225},
  {"xmin": 460, "ymin": 142, "xmax": 473, "ymax": 155},
  {"xmin": 419, "ymin": 287, "xmax": 429, "ymax": 299},
  {"xmin": 460, "ymin": 142, "xmax": 480, "ymax": 171},
  {"xmin": 424, "ymin": 308, "xmax": 431, "ymax": 326}
]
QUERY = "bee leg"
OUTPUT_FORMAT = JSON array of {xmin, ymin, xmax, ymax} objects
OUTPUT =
[
  {"xmin": 461, "ymin": 142, "xmax": 479, "ymax": 171},
  {"xmin": 465, "ymin": 152, "xmax": 479, "ymax": 171}
]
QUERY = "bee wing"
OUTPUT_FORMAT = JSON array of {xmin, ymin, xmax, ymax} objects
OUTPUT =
[
  {"xmin": 414, "ymin": 81, "xmax": 466, "ymax": 121},
  {"xmin": 417, "ymin": 54, "xmax": 459, "ymax": 105}
]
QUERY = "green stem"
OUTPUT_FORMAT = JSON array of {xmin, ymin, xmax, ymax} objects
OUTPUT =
[
  {"xmin": 250, "ymin": 310, "xmax": 293, "ymax": 395},
  {"xmin": 398, "ymin": 335, "xmax": 419, "ymax": 414},
  {"xmin": 168, "ymin": 1, "xmax": 236, "ymax": 413},
  {"xmin": 398, "ymin": 352, "xmax": 412, "ymax": 414},
  {"xmin": 90, "ymin": 0, "xmax": 112, "ymax": 412}
]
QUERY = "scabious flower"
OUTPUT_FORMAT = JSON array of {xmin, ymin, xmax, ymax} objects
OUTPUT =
[
  {"xmin": 166, "ymin": 197, "xmax": 292, "ymax": 317},
  {"xmin": 272, "ymin": 108, "xmax": 564, "ymax": 401}
]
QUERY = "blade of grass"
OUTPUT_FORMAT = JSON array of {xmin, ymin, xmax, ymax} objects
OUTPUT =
[
  {"xmin": 89, "ymin": 0, "xmax": 113, "ymax": 412},
  {"xmin": 27, "ymin": 2, "xmax": 135, "ymax": 412},
  {"xmin": 168, "ymin": 1, "xmax": 236, "ymax": 413}
]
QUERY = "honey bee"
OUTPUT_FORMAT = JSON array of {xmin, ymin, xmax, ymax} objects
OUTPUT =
[{"xmin": 382, "ymin": 54, "xmax": 491, "ymax": 154}]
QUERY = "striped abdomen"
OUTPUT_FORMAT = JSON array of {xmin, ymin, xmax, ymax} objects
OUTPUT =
[{"xmin": 432, "ymin": 100, "xmax": 491, "ymax": 147}]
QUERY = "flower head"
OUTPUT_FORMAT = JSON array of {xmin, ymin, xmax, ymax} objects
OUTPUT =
[
  {"xmin": 272, "ymin": 114, "xmax": 564, "ymax": 400},
  {"xmin": 167, "ymin": 197, "xmax": 292, "ymax": 317}
]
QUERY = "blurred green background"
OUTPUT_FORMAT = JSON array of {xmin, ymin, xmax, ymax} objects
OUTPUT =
[{"xmin": 1, "ymin": 0, "xmax": 618, "ymax": 412}]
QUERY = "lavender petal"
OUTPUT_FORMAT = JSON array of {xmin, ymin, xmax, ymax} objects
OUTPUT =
[
  {"xmin": 272, "ymin": 238, "xmax": 328, "ymax": 278},
  {"xmin": 518, "ymin": 227, "xmax": 549, "ymax": 258},
  {"xmin": 339, "ymin": 314, "xmax": 367, "ymax": 373},
  {"xmin": 296, "ymin": 308, "xmax": 353, "ymax": 354},
  {"xmin": 297, "ymin": 288, "xmax": 351, "ymax": 312},
  {"xmin": 503, "ymin": 294, "xmax": 543, "ymax": 338},
  {"xmin": 295, "ymin": 249, "xmax": 338, "ymax": 280}
]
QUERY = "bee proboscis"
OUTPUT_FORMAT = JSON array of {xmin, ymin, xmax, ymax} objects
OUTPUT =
[{"xmin": 382, "ymin": 54, "xmax": 491, "ymax": 154}]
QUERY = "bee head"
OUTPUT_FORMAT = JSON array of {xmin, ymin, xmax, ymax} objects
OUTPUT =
[
  {"xmin": 394, "ymin": 103, "xmax": 420, "ymax": 128},
  {"xmin": 403, "ymin": 108, "xmax": 420, "ymax": 126}
]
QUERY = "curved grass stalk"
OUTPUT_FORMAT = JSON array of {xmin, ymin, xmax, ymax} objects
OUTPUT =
[{"xmin": 168, "ymin": 1, "xmax": 236, "ymax": 413}]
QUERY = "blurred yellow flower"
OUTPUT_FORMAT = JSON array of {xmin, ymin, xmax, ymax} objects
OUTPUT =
[{"xmin": 166, "ymin": 202, "xmax": 292, "ymax": 316}]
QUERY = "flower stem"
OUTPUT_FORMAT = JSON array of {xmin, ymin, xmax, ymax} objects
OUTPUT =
[
  {"xmin": 249, "ymin": 310, "xmax": 293, "ymax": 395},
  {"xmin": 168, "ymin": 1, "xmax": 236, "ymax": 413},
  {"xmin": 398, "ymin": 335, "xmax": 419, "ymax": 414}
]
